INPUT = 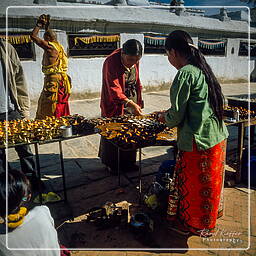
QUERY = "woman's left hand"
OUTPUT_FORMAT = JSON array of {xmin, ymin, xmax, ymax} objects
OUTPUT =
[
  {"xmin": 158, "ymin": 112, "xmax": 166, "ymax": 123},
  {"xmin": 153, "ymin": 110, "xmax": 166, "ymax": 123}
]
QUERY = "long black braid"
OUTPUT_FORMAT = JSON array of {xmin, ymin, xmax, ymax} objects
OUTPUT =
[{"xmin": 165, "ymin": 30, "xmax": 224, "ymax": 122}]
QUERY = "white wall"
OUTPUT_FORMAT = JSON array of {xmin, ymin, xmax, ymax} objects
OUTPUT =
[
  {"xmin": 206, "ymin": 38, "xmax": 250, "ymax": 80},
  {"xmin": 22, "ymin": 31, "xmax": 44, "ymax": 97},
  {"xmin": 120, "ymin": 33, "xmax": 144, "ymax": 50},
  {"xmin": 207, "ymin": 56, "xmax": 250, "ymax": 80},
  {"xmin": 68, "ymin": 57, "xmax": 104, "ymax": 93},
  {"xmin": 23, "ymin": 53, "xmax": 175, "ymax": 99},
  {"xmin": 140, "ymin": 54, "xmax": 176, "ymax": 87},
  {"xmin": 21, "ymin": 34, "xmax": 251, "ymax": 101}
]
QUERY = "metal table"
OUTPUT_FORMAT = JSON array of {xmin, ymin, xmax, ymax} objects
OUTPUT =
[
  {"xmin": 112, "ymin": 117, "xmax": 256, "ymax": 192},
  {"xmin": 2, "ymin": 116, "xmax": 254, "ymax": 206},
  {"xmin": 0, "ymin": 132, "xmax": 96, "ymax": 204},
  {"xmin": 225, "ymin": 117, "xmax": 256, "ymax": 183},
  {"xmin": 111, "ymin": 139, "xmax": 177, "ymax": 203}
]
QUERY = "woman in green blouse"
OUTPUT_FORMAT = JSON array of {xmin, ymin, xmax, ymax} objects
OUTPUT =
[{"xmin": 158, "ymin": 30, "xmax": 229, "ymax": 236}]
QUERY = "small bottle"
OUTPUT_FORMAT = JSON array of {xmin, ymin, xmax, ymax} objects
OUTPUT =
[
  {"xmin": 166, "ymin": 175, "xmax": 178, "ymax": 221},
  {"xmin": 224, "ymin": 97, "xmax": 229, "ymax": 109},
  {"xmin": 234, "ymin": 109, "xmax": 240, "ymax": 121},
  {"xmin": 167, "ymin": 192, "xmax": 179, "ymax": 220}
]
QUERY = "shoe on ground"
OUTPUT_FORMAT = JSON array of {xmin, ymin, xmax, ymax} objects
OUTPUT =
[{"xmin": 33, "ymin": 192, "xmax": 61, "ymax": 204}]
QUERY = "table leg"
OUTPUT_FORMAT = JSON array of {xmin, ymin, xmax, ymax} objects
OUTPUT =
[
  {"xmin": 138, "ymin": 148, "xmax": 142, "ymax": 204},
  {"xmin": 236, "ymin": 122, "xmax": 245, "ymax": 184},
  {"xmin": 173, "ymin": 143, "xmax": 178, "ymax": 160},
  {"xmin": 118, "ymin": 147, "xmax": 121, "ymax": 187},
  {"xmin": 59, "ymin": 141, "xmax": 67, "ymax": 202},
  {"xmin": 34, "ymin": 143, "xmax": 43, "ymax": 205},
  {"xmin": 250, "ymin": 125, "xmax": 255, "ymax": 145}
]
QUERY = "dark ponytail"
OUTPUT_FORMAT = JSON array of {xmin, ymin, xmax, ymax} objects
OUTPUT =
[{"xmin": 165, "ymin": 30, "xmax": 224, "ymax": 122}]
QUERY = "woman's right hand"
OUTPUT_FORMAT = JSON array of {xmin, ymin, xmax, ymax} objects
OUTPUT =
[{"xmin": 127, "ymin": 101, "xmax": 143, "ymax": 116}]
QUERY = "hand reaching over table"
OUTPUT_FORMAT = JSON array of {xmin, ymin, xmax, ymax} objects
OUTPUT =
[
  {"xmin": 152, "ymin": 110, "xmax": 167, "ymax": 123},
  {"xmin": 125, "ymin": 100, "xmax": 143, "ymax": 116}
]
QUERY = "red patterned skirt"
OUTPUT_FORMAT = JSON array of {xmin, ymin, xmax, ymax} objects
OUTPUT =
[{"xmin": 167, "ymin": 140, "xmax": 226, "ymax": 235}]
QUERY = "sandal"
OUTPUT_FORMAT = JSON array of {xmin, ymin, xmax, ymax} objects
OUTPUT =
[
  {"xmin": 33, "ymin": 192, "xmax": 61, "ymax": 204},
  {"xmin": 46, "ymin": 192, "xmax": 61, "ymax": 202}
]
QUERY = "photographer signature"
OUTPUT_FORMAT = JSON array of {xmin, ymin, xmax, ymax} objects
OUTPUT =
[{"xmin": 198, "ymin": 227, "xmax": 242, "ymax": 238}]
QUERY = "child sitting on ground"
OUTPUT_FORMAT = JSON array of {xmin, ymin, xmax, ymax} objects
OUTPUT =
[{"xmin": 0, "ymin": 169, "xmax": 62, "ymax": 256}]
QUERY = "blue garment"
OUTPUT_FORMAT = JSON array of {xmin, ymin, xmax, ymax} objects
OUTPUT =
[{"xmin": 156, "ymin": 160, "xmax": 175, "ymax": 186}]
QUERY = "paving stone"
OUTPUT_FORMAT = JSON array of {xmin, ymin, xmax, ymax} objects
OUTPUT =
[
  {"xmin": 86, "ymin": 166, "xmax": 111, "ymax": 181},
  {"xmin": 96, "ymin": 252, "xmax": 127, "ymax": 256},
  {"xmin": 187, "ymin": 236, "xmax": 210, "ymax": 249},
  {"xmin": 41, "ymin": 160, "xmax": 89, "ymax": 191},
  {"xmin": 61, "ymin": 135, "xmax": 100, "ymax": 158},
  {"xmin": 123, "ymin": 164, "xmax": 159, "ymax": 180},
  {"xmin": 126, "ymin": 253, "xmax": 161, "ymax": 256},
  {"xmin": 216, "ymin": 251, "xmax": 231, "ymax": 256}
]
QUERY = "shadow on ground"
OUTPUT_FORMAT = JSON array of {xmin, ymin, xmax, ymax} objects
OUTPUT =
[
  {"xmin": 10, "ymin": 148, "xmax": 250, "ymax": 251},
  {"xmin": 12, "ymin": 153, "xmax": 191, "ymax": 251}
]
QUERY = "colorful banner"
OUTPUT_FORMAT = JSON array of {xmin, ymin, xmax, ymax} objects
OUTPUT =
[
  {"xmin": 144, "ymin": 35, "xmax": 166, "ymax": 46},
  {"xmin": 0, "ymin": 35, "xmax": 32, "ymax": 44},
  {"xmin": 198, "ymin": 40, "xmax": 226, "ymax": 49},
  {"xmin": 74, "ymin": 35, "xmax": 120, "ymax": 45}
]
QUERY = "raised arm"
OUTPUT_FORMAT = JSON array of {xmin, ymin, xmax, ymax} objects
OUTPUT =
[{"xmin": 30, "ymin": 15, "xmax": 52, "ymax": 50}]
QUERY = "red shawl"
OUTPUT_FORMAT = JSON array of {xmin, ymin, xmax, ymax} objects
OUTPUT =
[{"xmin": 100, "ymin": 48, "xmax": 142, "ymax": 117}]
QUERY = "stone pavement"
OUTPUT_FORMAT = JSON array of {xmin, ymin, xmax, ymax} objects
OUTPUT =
[{"xmin": 7, "ymin": 83, "xmax": 256, "ymax": 255}]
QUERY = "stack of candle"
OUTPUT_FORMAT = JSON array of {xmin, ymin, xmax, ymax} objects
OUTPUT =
[
  {"xmin": 224, "ymin": 106, "xmax": 256, "ymax": 120},
  {"xmin": 96, "ymin": 115, "xmax": 173, "ymax": 149},
  {"xmin": 0, "ymin": 116, "xmax": 69, "ymax": 146}
]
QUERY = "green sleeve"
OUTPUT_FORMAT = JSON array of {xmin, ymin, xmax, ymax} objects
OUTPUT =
[{"xmin": 165, "ymin": 70, "xmax": 194, "ymax": 128}]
